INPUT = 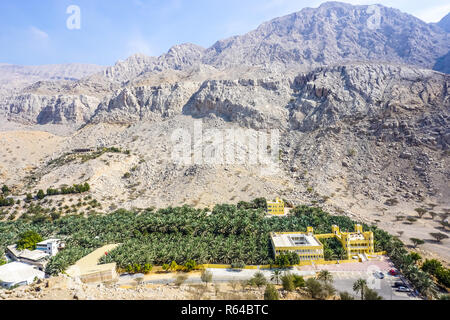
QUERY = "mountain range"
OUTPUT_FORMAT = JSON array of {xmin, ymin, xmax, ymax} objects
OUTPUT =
[
  {"xmin": 0, "ymin": 2, "xmax": 449, "ymax": 261},
  {"xmin": 0, "ymin": 2, "xmax": 449, "ymax": 126}
]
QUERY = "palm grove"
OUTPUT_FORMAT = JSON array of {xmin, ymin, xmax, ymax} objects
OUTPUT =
[{"xmin": 0, "ymin": 200, "xmax": 448, "ymax": 298}]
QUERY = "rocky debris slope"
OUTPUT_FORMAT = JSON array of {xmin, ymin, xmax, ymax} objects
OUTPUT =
[{"xmin": 0, "ymin": 275, "xmax": 269, "ymax": 301}]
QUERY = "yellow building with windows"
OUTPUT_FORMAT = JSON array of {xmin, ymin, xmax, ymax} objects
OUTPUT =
[
  {"xmin": 270, "ymin": 225, "xmax": 375, "ymax": 264},
  {"xmin": 270, "ymin": 227, "xmax": 325, "ymax": 262},
  {"xmin": 267, "ymin": 197, "xmax": 285, "ymax": 215},
  {"xmin": 331, "ymin": 224, "xmax": 374, "ymax": 259}
]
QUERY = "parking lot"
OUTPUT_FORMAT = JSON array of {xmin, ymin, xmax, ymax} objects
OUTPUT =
[
  {"xmin": 331, "ymin": 271, "xmax": 419, "ymax": 300},
  {"xmin": 297, "ymin": 256, "xmax": 420, "ymax": 300},
  {"xmin": 117, "ymin": 256, "xmax": 421, "ymax": 300}
]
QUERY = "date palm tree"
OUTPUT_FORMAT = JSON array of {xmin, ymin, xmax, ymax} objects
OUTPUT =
[
  {"xmin": 353, "ymin": 278, "xmax": 367, "ymax": 300},
  {"xmin": 271, "ymin": 270, "xmax": 282, "ymax": 285},
  {"xmin": 317, "ymin": 270, "xmax": 333, "ymax": 284}
]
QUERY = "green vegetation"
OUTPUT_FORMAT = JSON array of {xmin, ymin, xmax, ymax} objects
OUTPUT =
[
  {"xmin": 410, "ymin": 238, "xmax": 425, "ymax": 248},
  {"xmin": 292, "ymin": 274, "xmax": 305, "ymax": 288},
  {"xmin": 317, "ymin": 270, "xmax": 333, "ymax": 284},
  {"xmin": 321, "ymin": 237, "xmax": 347, "ymax": 260},
  {"xmin": 274, "ymin": 252, "xmax": 299, "ymax": 268},
  {"xmin": 46, "ymin": 247, "xmax": 93, "ymax": 276},
  {"xmin": 44, "ymin": 183, "xmax": 90, "ymax": 198},
  {"xmin": 230, "ymin": 260, "xmax": 245, "ymax": 269},
  {"xmin": 2, "ymin": 185, "xmax": 10, "ymax": 196},
  {"xmin": 429, "ymin": 233, "xmax": 449, "ymax": 243},
  {"xmin": 281, "ymin": 273, "xmax": 295, "ymax": 291},
  {"xmin": 37, "ymin": 190, "xmax": 46, "ymax": 200},
  {"xmin": 0, "ymin": 196, "xmax": 14, "ymax": 207},
  {"xmin": 248, "ymin": 272, "xmax": 267, "ymax": 288},
  {"xmin": 305, "ymin": 278, "xmax": 324, "ymax": 299},
  {"xmin": 0, "ymin": 202, "xmax": 443, "ymax": 297},
  {"xmin": 236, "ymin": 198, "xmax": 267, "ymax": 210},
  {"xmin": 264, "ymin": 284, "xmax": 279, "ymax": 300},
  {"xmin": 351, "ymin": 278, "xmax": 383, "ymax": 300},
  {"xmin": 174, "ymin": 274, "xmax": 188, "ymax": 286},
  {"xmin": 16, "ymin": 230, "xmax": 43, "ymax": 250},
  {"xmin": 353, "ymin": 278, "xmax": 367, "ymax": 300},
  {"xmin": 339, "ymin": 291, "xmax": 354, "ymax": 300},
  {"xmin": 270, "ymin": 270, "xmax": 282, "ymax": 285},
  {"xmin": 25, "ymin": 193, "xmax": 33, "ymax": 202},
  {"xmin": 364, "ymin": 288, "xmax": 383, "ymax": 300},
  {"xmin": 47, "ymin": 147, "xmax": 129, "ymax": 168},
  {"xmin": 183, "ymin": 259, "xmax": 198, "ymax": 272},
  {"xmin": 409, "ymin": 252, "xmax": 422, "ymax": 263},
  {"xmin": 422, "ymin": 259, "xmax": 450, "ymax": 288},
  {"xmin": 201, "ymin": 269, "xmax": 213, "ymax": 286}
]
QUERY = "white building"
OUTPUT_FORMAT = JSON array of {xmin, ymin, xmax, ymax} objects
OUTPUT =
[
  {"xmin": 36, "ymin": 239, "xmax": 64, "ymax": 257},
  {"xmin": 6, "ymin": 239, "xmax": 65, "ymax": 271},
  {"xmin": 0, "ymin": 262, "xmax": 45, "ymax": 289},
  {"xmin": 6, "ymin": 245, "xmax": 49, "ymax": 271}
]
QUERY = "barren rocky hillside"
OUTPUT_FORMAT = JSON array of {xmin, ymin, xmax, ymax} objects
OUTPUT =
[{"xmin": 0, "ymin": 2, "xmax": 449, "ymax": 261}]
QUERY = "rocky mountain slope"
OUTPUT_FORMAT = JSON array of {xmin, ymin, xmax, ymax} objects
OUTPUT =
[
  {"xmin": 1, "ymin": 2, "xmax": 449, "ymax": 126},
  {"xmin": 0, "ymin": 63, "xmax": 105, "ymax": 93},
  {"xmin": 202, "ymin": 2, "xmax": 449, "ymax": 71},
  {"xmin": 438, "ymin": 13, "xmax": 450, "ymax": 33},
  {"xmin": 0, "ymin": 2, "xmax": 449, "ymax": 261}
]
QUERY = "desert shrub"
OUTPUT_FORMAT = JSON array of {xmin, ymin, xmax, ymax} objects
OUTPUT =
[
  {"xmin": 248, "ymin": 272, "xmax": 267, "ymax": 288},
  {"xmin": 281, "ymin": 274, "xmax": 295, "ymax": 292},
  {"xmin": 264, "ymin": 284, "xmax": 279, "ymax": 300},
  {"xmin": 339, "ymin": 291, "xmax": 354, "ymax": 300},
  {"xmin": 305, "ymin": 278, "xmax": 324, "ymax": 299}
]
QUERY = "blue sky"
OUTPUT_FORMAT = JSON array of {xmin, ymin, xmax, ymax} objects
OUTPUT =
[{"xmin": 0, "ymin": 0, "xmax": 449, "ymax": 66}]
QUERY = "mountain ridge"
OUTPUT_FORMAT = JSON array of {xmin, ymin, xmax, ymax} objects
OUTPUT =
[{"xmin": 1, "ymin": 2, "xmax": 449, "ymax": 126}]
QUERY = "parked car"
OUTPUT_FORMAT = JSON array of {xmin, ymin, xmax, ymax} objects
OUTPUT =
[
  {"xmin": 396, "ymin": 286, "xmax": 410, "ymax": 293},
  {"xmin": 374, "ymin": 271, "xmax": 384, "ymax": 279},
  {"xmin": 389, "ymin": 269, "xmax": 399, "ymax": 276},
  {"xmin": 393, "ymin": 281, "xmax": 405, "ymax": 288}
]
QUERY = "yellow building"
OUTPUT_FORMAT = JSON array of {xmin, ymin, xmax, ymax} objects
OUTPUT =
[
  {"xmin": 270, "ymin": 225, "xmax": 375, "ymax": 264},
  {"xmin": 331, "ymin": 224, "xmax": 374, "ymax": 259},
  {"xmin": 270, "ymin": 227, "xmax": 324, "ymax": 262},
  {"xmin": 267, "ymin": 197, "xmax": 285, "ymax": 215}
]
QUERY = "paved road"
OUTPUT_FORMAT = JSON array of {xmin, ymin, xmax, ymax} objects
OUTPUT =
[
  {"xmin": 331, "ymin": 271, "xmax": 419, "ymax": 300},
  {"xmin": 118, "ymin": 268, "xmax": 316, "ymax": 286},
  {"xmin": 117, "ymin": 264, "xmax": 421, "ymax": 300}
]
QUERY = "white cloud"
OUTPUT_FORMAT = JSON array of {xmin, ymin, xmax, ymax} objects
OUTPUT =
[{"xmin": 29, "ymin": 26, "xmax": 49, "ymax": 40}]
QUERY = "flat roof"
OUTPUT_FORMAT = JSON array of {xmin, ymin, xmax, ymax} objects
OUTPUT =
[
  {"xmin": 347, "ymin": 233, "xmax": 365, "ymax": 241},
  {"xmin": 0, "ymin": 262, "xmax": 45, "ymax": 284},
  {"xmin": 37, "ymin": 239, "xmax": 61, "ymax": 245},
  {"xmin": 271, "ymin": 233, "xmax": 321, "ymax": 248},
  {"xmin": 7, "ymin": 245, "xmax": 49, "ymax": 261}
]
